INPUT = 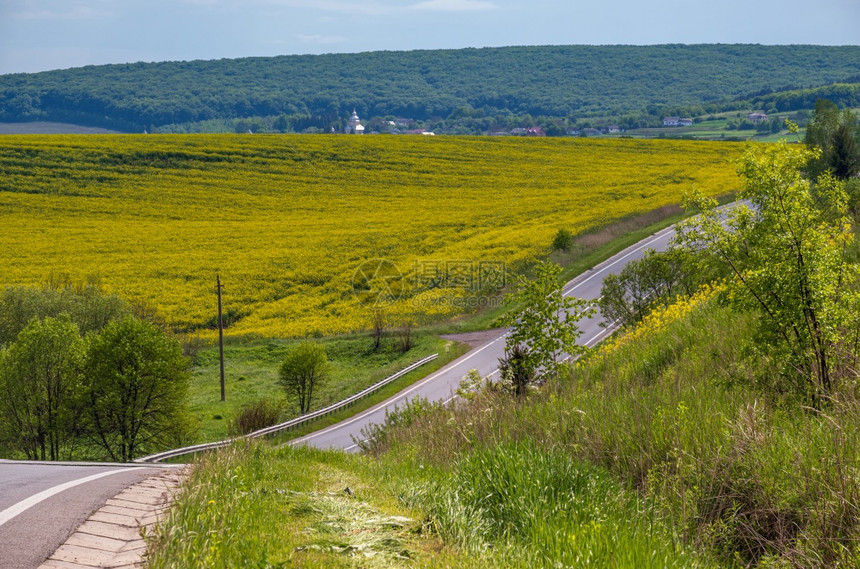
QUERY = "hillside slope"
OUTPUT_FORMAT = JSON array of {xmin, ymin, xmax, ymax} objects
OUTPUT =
[{"xmin": 1, "ymin": 45, "xmax": 859, "ymax": 132}]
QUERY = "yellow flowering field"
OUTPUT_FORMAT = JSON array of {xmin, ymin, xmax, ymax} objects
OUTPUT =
[{"xmin": 0, "ymin": 135, "xmax": 741, "ymax": 338}]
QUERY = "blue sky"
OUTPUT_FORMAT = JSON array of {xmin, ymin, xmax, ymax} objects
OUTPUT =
[{"xmin": 1, "ymin": 0, "xmax": 858, "ymax": 75}]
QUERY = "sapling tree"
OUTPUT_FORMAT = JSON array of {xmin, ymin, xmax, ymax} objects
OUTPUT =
[
  {"xmin": 676, "ymin": 141, "xmax": 859, "ymax": 406},
  {"xmin": 278, "ymin": 341, "xmax": 330, "ymax": 414},
  {"xmin": 370, "ymin": 310, "xmax": 386, "ymax": 352},
  {"xmin": 499, "ymin": 260, "xmax": 594, "ymax": 383},
  {"xmin": 599, "ymin": 247, "xmax": 704, "ymax": 328}
]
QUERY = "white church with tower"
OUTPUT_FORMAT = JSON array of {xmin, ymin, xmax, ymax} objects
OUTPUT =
[{"xmin": 345, "ymin": 109, "xmax": 364, "ymax": 134}]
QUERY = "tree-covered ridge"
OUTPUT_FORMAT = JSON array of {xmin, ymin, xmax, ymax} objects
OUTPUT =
[
  {"xmin": 1, "ymin": 44, "xmax": 859, "ymax": 132},
  {"xmin": 748, "ymin": 83, "xmax": 860, "ymax": 113}
]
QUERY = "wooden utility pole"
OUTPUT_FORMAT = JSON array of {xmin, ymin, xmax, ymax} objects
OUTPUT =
[{"xmin": 216, "ymin": 275, "xmax": 225, "ymax": 402}]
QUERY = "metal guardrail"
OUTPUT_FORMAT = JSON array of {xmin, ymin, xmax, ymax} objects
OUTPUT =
[{"xmin": 135, "ymin": 353, "xmax": 438, "ymax": 463}]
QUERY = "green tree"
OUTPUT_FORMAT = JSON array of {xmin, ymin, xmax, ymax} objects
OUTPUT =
[
  {"xmin": 829, "ymin": 122, "xmax": 860, "ymax": 180},
  {"xmin": 278, "ymin": 342, "xmax": 330, "ymax": 414},
  {"xmin": 0, "ymin": 315, "xmax": 84, "ymax": 460},
  {"xmin": 677, "ymin": 142, "xmax": 859, "ymax": 406},
  {"xmin": 83, "ymin": 317, "xmax": 190, "ymax": 461},
  {"xmin": 499, "ymin": 260, "xmax": 594, "ymax": 382},
  {"xmin": 599, "ymin": 248, "xmax": 701, "ymax": 328},
  {"xmin": 272, "ymin": 114, "xmax": 290, "ymax": 133},
  {"xmin": 804, "ymin": 99, "xmax": 860, "ymax": 181},
  {"xmin": 0, "ymin": 284, "xmax": 128, "ymax": 348}
]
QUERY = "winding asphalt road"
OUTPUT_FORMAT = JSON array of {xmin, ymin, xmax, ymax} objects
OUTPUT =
[
  {"xmin": 0, "ymin": 221, "xmax": 678, "ymax": 567},
  {"xmin": 291, "ymin": 223, "xmax": 677, "ymax": 451}
]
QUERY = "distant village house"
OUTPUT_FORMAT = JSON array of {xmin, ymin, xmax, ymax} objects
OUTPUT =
[
  {"xmin": 663, "ymin": 117, "xmax": 693, "ymax": 127},
  {"xmin": 747, "ymin": 112, "xmax": 769, "ymax": 123}
]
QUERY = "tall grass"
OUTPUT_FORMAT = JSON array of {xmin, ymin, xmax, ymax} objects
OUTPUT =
[
  {"xmin": 417, "ymin": 441, "xmax": 712, "ymax": 568},
  {"xmin": 371, "ymin": 297, "xmax": 860, "ymax": 567},
  {"xmin": 150, "ymin": 292, "xmax": 860, "ymax": 567}
]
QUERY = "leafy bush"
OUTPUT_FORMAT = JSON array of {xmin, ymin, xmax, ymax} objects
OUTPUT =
[
  {"xmin": 551, "ymin": 228, "xmax": 573, "ymax": 251},
  {"xmin": 229, "ymin": 398, "xmax": 284, "ymax": 436},
  {"xmin": 0, "ymin": 284, "xmax": 128, "ymax": 347}
]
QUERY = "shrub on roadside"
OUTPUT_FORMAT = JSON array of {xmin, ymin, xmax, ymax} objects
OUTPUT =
[{"xmin": 229, "ymin": 398, "xmax": 284, "ymax": 436}]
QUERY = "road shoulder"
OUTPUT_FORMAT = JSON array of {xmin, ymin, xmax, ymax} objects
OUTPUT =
[{"xmin": 38, "ymin": 469, "xmax": 185, "ymax": 569}]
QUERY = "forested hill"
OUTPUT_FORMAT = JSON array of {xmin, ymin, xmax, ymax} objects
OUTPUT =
[{"xmin": 1, "ymin": 44, "xmax": 859, "ymax": 133}]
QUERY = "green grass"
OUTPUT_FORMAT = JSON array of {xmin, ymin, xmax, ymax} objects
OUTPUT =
[
  {"xmin": 183, "ymin": 199, "xmax": 715, "ymax": 445},
  {"xmin": 363, "ymin": 293, "xmax": 860, "ymax": 567},
  {"xmin": 413, "ymin": 441, "xmax": 713, "ymax": 568},
  {"xmin": 187, "ymin": 333, "xmax": 465, "ymax": 443},
  {"xmin": 147, "ymin": 439, "xmax": 709, "ymax": 568},
  {"xmin": 146, "ymin": 444, "xmax": 469, "ymax": 568}
]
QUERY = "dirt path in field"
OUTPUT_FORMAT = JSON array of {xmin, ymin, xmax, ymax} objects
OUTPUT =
[{"xmin": 440, "ymin": 328, "xmax": 506, "ymax": 348}]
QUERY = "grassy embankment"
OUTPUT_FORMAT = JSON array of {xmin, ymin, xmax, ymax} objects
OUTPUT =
[{"xmin": 149, "ymin": 283, "xmax": 860, "ymax": 568}]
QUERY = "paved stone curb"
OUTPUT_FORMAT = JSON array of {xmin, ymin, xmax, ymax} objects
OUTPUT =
[{"xmin": 38, "ymin": 469, "xmax": 186, "ymax": 569}]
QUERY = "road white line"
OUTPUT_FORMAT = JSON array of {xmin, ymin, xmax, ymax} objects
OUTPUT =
[
  {"xmin": 0, "ymin": 468, "xmax": 130, "ymax": 528},
  {"xmin": 293, "ymin": 224, "xmax": 676, "ymax": 449},
  {"xmin": 562, "ymin": 228, "xmax": 673, "ymax": 296},
  {"xmin": 290, "ymin": 334, "xmax": 509, "ymax": 445}
]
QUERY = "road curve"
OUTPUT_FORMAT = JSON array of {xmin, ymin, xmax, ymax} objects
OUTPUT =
[
  {"xmin": 0, "ymin": 213, "xmax": 702, "ymax": 566},
  {"xmin": 0, "ymin": 460, "xmax": 170, "ymax": 569},
  {"xmin": 291, "ymin": 224, "xmax": 677, "ymax": 451}
]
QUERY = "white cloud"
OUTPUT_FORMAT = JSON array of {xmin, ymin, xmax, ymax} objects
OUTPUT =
[{"xmin": 409, "ymin": 0, "xmax": 497, "ymax": 11}]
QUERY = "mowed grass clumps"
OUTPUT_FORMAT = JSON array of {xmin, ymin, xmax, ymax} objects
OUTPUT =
[
  {"xmin": 146, "ymin": 443, "xmax": 473, "ymax": 568},
  {"xmin": 0, "ymin": 135, "xmax": 741, "ymax": 338}
]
